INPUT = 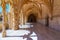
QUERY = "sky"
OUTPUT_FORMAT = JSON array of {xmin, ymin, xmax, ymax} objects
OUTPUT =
[{"xmin": 0, "ymin": 6, "xmax": 2, "ymax": 13}]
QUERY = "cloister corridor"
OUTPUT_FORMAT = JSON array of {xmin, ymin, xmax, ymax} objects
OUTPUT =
[{"xmin": 0, "ymin": 0, "xmax": 60, "ymax": 40}]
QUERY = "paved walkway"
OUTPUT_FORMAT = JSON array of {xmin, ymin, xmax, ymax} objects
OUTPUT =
[
  {"xmin": 31, "ymin": 23, "xmax": 60, "ymax": 40},
  {"xmin": 0, "ymin": 23, "xmax": 60, "ymax": 40}
]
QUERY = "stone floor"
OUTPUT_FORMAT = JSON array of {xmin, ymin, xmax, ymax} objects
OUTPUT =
[{"xmin": 0, "ymin": 23, "xmax": 60, "ymax": 40}]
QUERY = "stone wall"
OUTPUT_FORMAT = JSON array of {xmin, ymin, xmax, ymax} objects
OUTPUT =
[
  {"xmin": 49, "ymin": 0, "xmax": 60, "ymax": 31},
  {"xmin": 38, "ymin": 0, "xmax": 60, "ymax": 31}
]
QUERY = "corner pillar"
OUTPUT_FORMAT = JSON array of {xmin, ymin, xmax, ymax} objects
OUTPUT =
[{"xmin": 2, "ymin": 0, "xmax": 6, "ymax": 37}]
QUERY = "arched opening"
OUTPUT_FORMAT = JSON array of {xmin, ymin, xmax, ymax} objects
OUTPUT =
[
  {"xmin": 0, "ymin": 6, "xmax": 2, "ymax": 21},
  {"xmin": 27, "ymin": 14, "xmax": 37, "ymax": 23},
  {"xmin": 6, "ymin": 3, "xmax": 10, "ymax": 13}
]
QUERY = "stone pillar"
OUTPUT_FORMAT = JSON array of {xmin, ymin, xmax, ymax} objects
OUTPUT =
[
  {"xmin": 8, "ymin": 9, "xmax": 15, "ymax": 30},
  {"xmin": 23, "ymin": 13, "xmax": 26, "ymax": 25},
  {"xmin": 13, "ymin": 0, "xmax": 19, "ymax": 30},
  {"xmin": 2, "ymin": 0, "xmax": 6, "ymax": 37},
  {"xmin": 20, "ymin": 10, "xmax": 24, "ymax": 25},
  {"xmin": 8, "ymin": 2, "xmax": 14, "ymax": 29},
  {"xmin": 13, "ymin": 10, "xmax": 19, "ymax": 30},
  {"xmin": 24, "ymin": 16, "xmax": 28, "ymax": 25},
  {"xmin": 8, "ymin": 13, "xmax": 12, "ymax": 29},
  {"xmin": 23, "ymin": 15, "xmax": 25, "ymax": 25},
  {"xmin": 9, "ymin": 0, "xmax": 15, "ymax": 30},
  {"xmin": 8, "ymin": 12, "xmax": 13, "ymax": 29},
  {"xmin": 11, "ymin": 10, "xmax": 15, "ymax": 30}
]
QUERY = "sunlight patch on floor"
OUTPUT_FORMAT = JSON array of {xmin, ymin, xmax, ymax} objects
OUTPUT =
[
  {"xmin": 19, "ymin": 23, "xmax": 33, "ymax": 28},
  {"xmin": 0, "ymin": 30, "xmax": 37, "ymax": 40}
]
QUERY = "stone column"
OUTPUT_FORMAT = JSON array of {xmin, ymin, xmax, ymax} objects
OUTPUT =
[
  {"xmin": 2, "ymin": 0, "xmax": 6, "ymax": 37},
  {"xmin": 8, "ymin": 12, "xmax": 13, "ymax": 29},
  {"xmin": 8, "ymin": 8, "xmax": 15, "ymax": 30},
  {"xmin": 20, "ymin": 10, "xmax": 24, "ymax": 25},
  {"xmin": 8, "ymin": 1, "xmax": 14, "ymax": 29},
  {"xmin": 8, "ymin": 0, "xmax": 15, "ymax": 30},
  {"xmin": 13, "ymin": 0, "xmax": 19, "ymax": 30},
  {"xmin": 23, "ymin": 15, "xmax": 25, "ymax": 25},
  {"xmin": 13, "ymin": 11, "xmax": 19, "ymax": 30},
  {"xmin": 8, "ymin": 13, "xmax": 11, "ymax": 29},
  {"xmin": 11, "ymin": 9, "xmax": 15, "ymax": 30},
  {"xmin": 23, "ymin": 13, "xmax": 26, "ymax": 25},
  {"xmin": 25, "ymin": 17, "xmax": 27, "ymax": 24}
]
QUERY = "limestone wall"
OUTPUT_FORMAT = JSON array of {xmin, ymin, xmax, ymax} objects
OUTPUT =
[
  {"xmin": 49, "ymin": 0, "xmax": 60, "ymax": 31},
  {"xmin": 38, "ymin": 0, "xmax": 60, "ymax": 31}
]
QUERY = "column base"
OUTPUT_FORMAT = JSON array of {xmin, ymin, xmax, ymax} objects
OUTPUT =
[
  {"xmin": 2, "ymin": 31, "xmax": 6, "ymax": 37},
  {"xmin": 13, "ymin": 26, "xmax": 19, "ymax": 30}
]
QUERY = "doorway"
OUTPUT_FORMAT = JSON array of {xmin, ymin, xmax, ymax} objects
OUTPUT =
[
  {"xmin": 27, "ymin": 14, "xmax": 37, "ymax": 23},
  {"xmin": 45, "ymin": 15, "xmax": 49, "ymax": 27}
]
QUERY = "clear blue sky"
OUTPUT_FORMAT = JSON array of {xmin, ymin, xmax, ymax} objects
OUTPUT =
[
  {"xmin": 0, "ymin": 6, "xmax": 2, "ymax": 13},
  {"xmin": 6, "ymin": 4, "xmax": 10, "ymax": 13}
]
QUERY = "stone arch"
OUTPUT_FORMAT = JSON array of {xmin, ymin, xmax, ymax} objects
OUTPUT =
[
  {"xmin": 25, "ymin": 8, "xmax": 40, "ymax": 20},
  {"xmin": 23, "ymin": 8, "xmax": 39, "ymax": 24},
  {"xmin": 21, "ymin": 1, "xmax": 51, "ymax": 19},
  {"xmin": 20, "ymin": 0, "xmax": 51, "ymax": 25},
  {"xmin": 20, "ymin": 0, "xmax": 51, "ymax": 11},
  {"xmin": 20, "ymin": 2, "xmax": 41, "ymax": 24},
  {"xmin": 21, "ymin": 1, "xmax": 42, "ymax": 17},
  {"xmin": 21, "ymin": 2, "xmax": 41, "ymax": 18}
]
